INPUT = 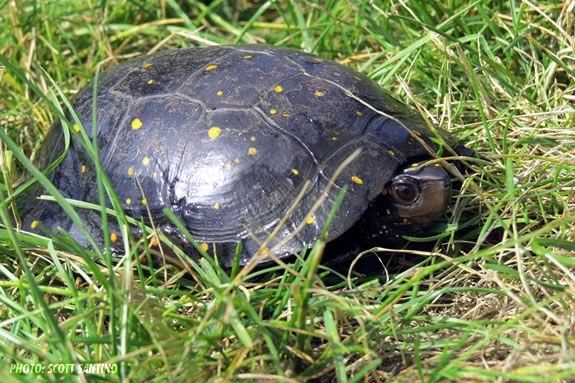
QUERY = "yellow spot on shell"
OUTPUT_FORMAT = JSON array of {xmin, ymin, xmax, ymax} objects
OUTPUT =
[
  {"xmin": 205, "ymin": 64, "xmax": 218, "ymax": 71},
  {"xmin": 143, "ymin": 62, "xmax": 152, "ymax": 69},
  {"xmin": 142, "ymin": 156, "xmax": 150, "ymax": 166},
  {"xmin": 250, "ymin": 136, "xmax": 256, "ymax": 142},
  {"xmin": 153, "ymin": 172, "xmax": 158, "ymax": 177},
  {"xmin": 351, "ymin": 175, "xmax": 364, "ymax": 185},
  {"xmin": 141, "ymin": 198, "xmax": 148, "ymax": 205},
  {"xmin": 81, "ymin": 164, "xmax": 87, "ymax": 173},
  {"xmin": 330, "ymin": 136, "xmax": 338, "ymax": 141},
  {"xmin": 131, "ymin": 118, "xmax": 143, "ymax": 130},
  {"xmin": 31, "ymin": 220, "xmax": 40, "ymax": 229},
  {"xmin": 291, "ymin": 168, "xmax": 300, "ymax": 175},
  {"xmin": 72, "ymin": 123, "xmax": 81, "ymax": 133},
  {"xmin": 305, "ymin": 216, "xmax": 315, "ymax": 225},
  {"xmin": 147, "ymin": 79, "xmax": 154, "ymax": 84},
  {"xmin": 216, "ymin": 90, "xmax": 224, "ymax": 96},
  {"xmin": 243, "ymin": 54, "xmax": 253, "ymax": 59},
  {"xmin": 213, "ymin": 202, "xmax": 221, "ymax": 209},
  {"xmin": 127, "ymin": 167, "xmax": 134, "ymax": 176},
  {"xmin": 126, "ymin": 198, "xmax": 132, "ymax": 205},
  {"xmin": 208, "ymin": 126, "xmax": 221, "ymax": 140},
  {"xmin": 315, "ymin": 90, "xmax": 325, "ymax": 97},
  {"xmin": 110, "ymin": 232, "xmax": 118, "ymax": 243},
  {"xmin": 274, "ymin": 85, "xmax": 284, "ymax": 93},
  {"xmin": 234, "ymin": 158, "xmax": 240, "ymax": 164},
  {"xmin": 224, "ymin": 162, "xmax": 232, "ymax": 170},
  {"xmin": 199, "ymin": 242, "xmax": 209, "ymax": 253},
  {"xmin": 282, "ymin": 113, "xmax": 289, "ymax": 118},
  {"xmin": 248, "ymin": 147, "xmax": 257, "ymax": 156},
  {"xmin": 255, "ymin": 245, "xmax": 270, "ymax": 255},
  {"xmin": 269, "ymin": 108, "xmax": 277, "ymax": 115}
]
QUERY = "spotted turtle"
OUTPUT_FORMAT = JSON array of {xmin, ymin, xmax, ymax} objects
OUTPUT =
[{"xmin": 18, "ymin": 45, "xmax": 465, "ymax": 267}]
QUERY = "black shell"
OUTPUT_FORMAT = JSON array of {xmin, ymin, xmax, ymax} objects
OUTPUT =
[{"xmin": 21, "ymin": 45, "xmax": 445, "ymax": 266}]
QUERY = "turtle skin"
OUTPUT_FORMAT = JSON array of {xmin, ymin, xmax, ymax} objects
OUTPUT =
[{"xmin": 19, "ymin": 45, "xmax": 448, "ymax": 267}]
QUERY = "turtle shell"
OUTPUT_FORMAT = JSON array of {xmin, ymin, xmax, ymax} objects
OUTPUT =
[{"xmin": 20, "ymin": 45, "xmax": 447, "ymax": 266}]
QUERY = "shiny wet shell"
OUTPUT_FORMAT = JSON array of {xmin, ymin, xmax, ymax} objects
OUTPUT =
[{"xmin": 21, "ymin": 44, "xmax": 442, "ymax": 267}]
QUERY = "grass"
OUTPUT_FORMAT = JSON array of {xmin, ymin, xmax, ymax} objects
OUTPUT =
[{"xmin": 1, "ymin": 0, "xmax": 574, "ymax": 381}]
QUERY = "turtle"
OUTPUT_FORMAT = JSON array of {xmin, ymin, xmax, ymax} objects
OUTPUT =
[{"xmin": 17, "ymin": 44, "xmax": 466, "ymax": 268}]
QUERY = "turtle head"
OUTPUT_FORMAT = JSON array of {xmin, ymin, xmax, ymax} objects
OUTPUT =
[
  {"xmin": 348, "ymin": 161, "xmax": 452, "ymax": 250},
  {"xmin": 386, "ymin": 163, "xmax": 451, "ymax": 225}
]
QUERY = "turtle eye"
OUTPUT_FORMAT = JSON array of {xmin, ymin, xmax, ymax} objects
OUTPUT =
[{"xmin": 391, "ymin": 179, "xmax": 420, "ymax": 205}]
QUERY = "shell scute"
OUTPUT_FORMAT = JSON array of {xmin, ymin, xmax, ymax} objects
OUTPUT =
[{"xmin": 178, "ymin": 49, "xmax": 303, "ymax": 109}]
